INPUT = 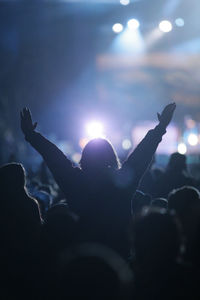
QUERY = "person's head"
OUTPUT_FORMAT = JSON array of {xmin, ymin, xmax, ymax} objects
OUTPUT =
[
  {"xmin": 168, "ymin": 186, "xmax": 200, "ymax": 263},
  {"xmin": 132, "ymin": 208, "xmax": 181, "ymax": 268},
  {"xmin": 132, "ymin": 190, "xmax": 151, "ymax": 216},
  {"xmin": 0, "ymin": 163, "xmax": 26, "ymax": 195},
  {"xmin": 151, "ymin": 197, "xmax": 168, "ymax": 209},
  {"xmin": 80, "ymin": 138, "xmax": 121, "ymax": 172},
  {"xmin": 167, "ymin": 152, "xmax": 187, "ymax": 172},
  {"xmin": 168, "ymin": 186, "xmax": 200, "ymax": 218},
  {"xmin": 43, "ymin": 204, "xmax": 79, "ymax": 251},
  {"xmin": 54, "ymin": 244, "xmax": 133, "ymax": 299}
]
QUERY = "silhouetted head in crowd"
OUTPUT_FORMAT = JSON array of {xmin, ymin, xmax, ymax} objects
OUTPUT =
[
  {"xmin": 132, "ymin": 208, "xmax": 181, "ymax": 269},
  {"xmin": 0, "ymin": 162, "xmax": 41, "ymax": 221},
  {"xmin": 168, "ymin": 186, "xmax": 200, "ymax": 257},
  {"xmin": 80, "ymin": 138, "xmax": 121, "ymax": 172},
  {"xmin": 43, "ymin": 203, "xmax": 79, "ymax": 252},
  {"xmin": 0, "ymin": 163, "xmax": 26, "ymax": 196},
  {"xmin": 54, "ymin": 244, "xmax": 133, "ymax": 300},
  {"xmin": 167, "ymin": 152, "xmax": 187, "ymax": 172},
  {"xmin": 168, "ymin": 186, "xmax": 200, "ymax": 219},
  {"xmin": 0, "ymin": 163, "xmax": 42, "ymax": 254},
  {"xmin": 151, "ymin": 197, "xmax": 168, "ymax": 209},
  {"xmin": 132, "ymin": 190, "xmax": 151, "ymax": 216}
]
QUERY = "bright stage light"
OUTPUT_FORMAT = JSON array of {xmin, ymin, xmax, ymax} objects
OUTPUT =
[
  {"xmin": 177, "ymin": 143, "xmax": 187, "ymax": 154},
  {"xmin": 159, "ymin": 20, "xmax": 172, "ymax": 33},
  {"xmin": 127, "ymin": 19, "xmax": 140, "ymax": 30},
  {"xmin": 188, "ymin": 133, "xmax": 198, "ymax": 146},
  {"xmin": 122, "ymin": 139, "xmax": 132, "ymax": 150},
  {"xmin": 86, "ymin": 121, "xmax": 104, "ymax": 138},
  {"xmin": 175, "ymin": 18, "xmax": 184, "ymax": 27},
  {"xmin": 120, "ymin": 0, "xmax": 130, "ymax": 5},
  {"xmin": 111, "ymin": 26, "xmax": 145, "ymax": 54},
  {"xmin": 112, "ymin": 23, "xmax": 123, "ymax": 33}
]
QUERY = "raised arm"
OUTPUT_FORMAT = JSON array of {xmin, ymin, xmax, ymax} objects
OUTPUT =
[
  {"xmin": 20, "ymin": 108, "xmax": 78, "ymax": 195},
  {"xmin": 122, "ymin": 103, "xmax": 176, "ymax": 186}
]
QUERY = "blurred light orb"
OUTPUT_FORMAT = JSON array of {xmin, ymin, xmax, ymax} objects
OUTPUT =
[
  {"xmin": 159, "ymin": 20, "xmax": 172, "ymax": 32},
  {"xmin": 112, "ymin": 23, "xmax": 123, "ymax": 33},
  {"xmin": 177, "ymin": 143, "xmax": 187, "ymax": 154},
  {"xmin": 127, "ymin": 19, "xmax": 140, "ymax": 30},
  {"xmin": 188, "ymin": 133, "xmax": 198, "ymax": 146},
  {"xmin": 185, "ymin": 118, "xmax": 195, "ymax": 129},
  {"xmin": 175, "ymin": 18, "xmax": 184, "ymax": 27},
  {"xmin": 122, "ymin": 139, "xmax": 132, "ymax": 150},
  {"xmin": 120, "ymin": 0, "xmax": 130, "ymax": 5},
  {"xmin": 86, "ymin": 121, "xmax": 104, "ymax": 138},
  {"xmin": 72, "ymin": 153, "xmax": 81, "ymax": 164}
]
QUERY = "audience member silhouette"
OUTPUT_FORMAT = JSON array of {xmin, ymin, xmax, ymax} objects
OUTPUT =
[
  {"xmin": 131, "ymin": 190, "xmax": 151, "ymax": 217},
  {"xmin": 50, "ymin": 243, "xmax": 134, "ymax": 300},
  {"xmin": 0, "ymin": 163, "xmax": 42, "ymax": 240},
  {"xmin": 2, "ymin": 101, "xmax": 200, "ymax": 299},
  {"xmin": 131, "ymin": 208, "xmax": 195, "ymax": 300},
  {"xmin": 0, "ymin": 163, "xmax": 42, "ymax": 299},
  {"xmin": 168, "ymin": 186, "xmax": 200, "ymax": 263},
  {"xmin": 42, "ymin": 203, "xmax": 79, "ymax": 255},
  {"xmin": 151, "ymin": 197, "xmax": 168, "ymax": 209},
  {"xmin": 20, "ymin": 104, "xmax": 176, "ymax": 257},
  {"xmin": 153, "ymin": 152, "xmax": 196, "ymax": 198}
]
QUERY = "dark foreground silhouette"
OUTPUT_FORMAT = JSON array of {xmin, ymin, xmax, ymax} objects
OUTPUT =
[{"xmin": 20, "ymin": 104, "xmax": 175, "ymax": 257}]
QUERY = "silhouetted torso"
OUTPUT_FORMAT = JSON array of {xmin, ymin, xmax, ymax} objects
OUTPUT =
[{"xmin": 25, "ymin": 124, "xmax": 167, "ymax": 257}]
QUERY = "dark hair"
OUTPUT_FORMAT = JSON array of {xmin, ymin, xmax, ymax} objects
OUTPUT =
[
  {"xmin": 55, "ymin": 244, "xmax": 133, "ymax": 299},
  {"xmin": 132, "ymin": 208, "xmax": 181, "ymax": 267},
  {"xmin": 0, "ymin": 163, "xmax": 25, "ymax": 192},
  {"xmin": 80, "ymin": 138, "xmax": 121, "ymax": 171},
  {"xmin": 151, "ymin": 197, "xmax": 168, "ymax": 209},
  {"xmin": 167, "ymin": 152, "xmax": 186, "ymax": 172},
  {"xmin": 168, "ymin": 186, "xmax": 200, "ymax": 216}
]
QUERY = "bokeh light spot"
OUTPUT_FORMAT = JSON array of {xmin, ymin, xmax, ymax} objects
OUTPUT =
[
  {"xmin": 112, "ymin": 23, "xmax": 123, "ymax": 33},
  {"xmin": 178, "ymin": 143, "xmax": 187, "ymax": 154},
  {"xmin": 159, "ymin": 20, "xmax": 172, "ymax": 33}
]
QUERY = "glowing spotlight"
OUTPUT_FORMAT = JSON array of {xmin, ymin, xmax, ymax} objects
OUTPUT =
[
  {"xmin": 159, "ymin": 20, "xmax": 172, "ymax": 32},
  {"xmin": 112, "ymin": 23, "xmax": 123, "ymax": 33},
  {"xmin": 177, "ymin": 143, "xmax": 187, "ymax": 154},
  {"xmin": 86, "ymin": 121, "xmax": 104, "ymax": 138},
  {"xmin": 175, "ymin": 18, "xmax": 184, "ymax": 27},
  {"xmin": 122, "ymin": 139, "xmax": 132, "ymax": 150},
  {"xmin": 72, "ymin": 152, "xmax": 81, "ymax": 164},
  {"xmin": 120, "ymin": 0, "xmax": 130, "ymax": 5},
  {"xmin": 127, "ymin": 19, "xmax": 140, "ymax": 30},
  {"xmin": 111, "ymin": 25, "xmax": 145, "ymax": 54},
  {"xmin": 188, "ymin": 133, "xmax": 198, "ymax": 146}
]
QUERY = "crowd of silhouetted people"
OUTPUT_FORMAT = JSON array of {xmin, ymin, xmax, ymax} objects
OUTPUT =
[{"xmin": 1, "ymin": 103, "xmax": 200, "ymax": 299}]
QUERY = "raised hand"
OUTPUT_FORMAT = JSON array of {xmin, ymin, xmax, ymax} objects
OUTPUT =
[
  {"xmin": 157, "ymin": 102, "xmax": 176, "ymax": 128},
  {"xmin": 20, "ymin": 107, "xmax": 37, "ymax": 137}
]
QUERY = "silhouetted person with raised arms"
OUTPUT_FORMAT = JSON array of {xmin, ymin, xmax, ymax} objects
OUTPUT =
[{"xmin": 20, "ymin": 103, "xmax": 176, "ymax": 257}]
